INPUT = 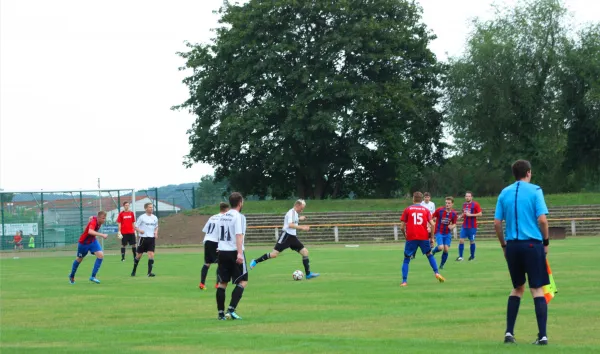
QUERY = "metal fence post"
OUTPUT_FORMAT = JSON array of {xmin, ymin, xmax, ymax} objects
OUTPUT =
[
  {"xmin": 334, "ymin": 226, "xmax": 339, "ymax": 242},
  {"xmin": 453, "ymin": 228, "xmax": 458, "ymax": 240},
  {"xmin": 571, "ymin": 219, "xmax": 576, "ymax": 237},
  {"xmin": 394, "ymin": 225, "xmax": 398, "ymax": 241},
  {"xmin": 40, "ymin": 192, "xmax": 45, "ymax": 248},
  {"xmin": 275, "ymin": 227, "xmax": 278, "ymax": 241},
  {"xmin": 0, "ymin": 193, "xmax": 5, "ymax": 250}
]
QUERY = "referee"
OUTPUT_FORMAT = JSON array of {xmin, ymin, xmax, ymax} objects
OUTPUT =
[{"xmin": 494, "ymin": 160, "xmax": 550, "ymax": 346}]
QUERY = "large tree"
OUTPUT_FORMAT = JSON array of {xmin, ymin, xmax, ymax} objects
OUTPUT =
[
  {"xmin": 175, "ymin": 0, "xmax": 444, "ymax": 199},
  {"xmin": 445, "ymin": 0, "xmax": 570, "ymax": 190}
]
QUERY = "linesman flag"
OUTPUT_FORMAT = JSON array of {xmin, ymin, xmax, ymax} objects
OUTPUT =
[{"xmin": 543, "ymin": 259, "xmax": 557, "ymax": 304}]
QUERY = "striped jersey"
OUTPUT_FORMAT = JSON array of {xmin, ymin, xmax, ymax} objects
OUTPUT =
[
  {"xmin": 202, "ymin": 213, "xmax": 222, "ymax": 243},
  {"xmin": 433, "ymin": 207, "xmax": 458, "ymax": 235},
  {"xmin": 217, "ymin": 209, "xmax": 246, "ymax": 251},
  {"xmin": 462, "ymin": 201, "xmax": 481, "ymax": 228}
]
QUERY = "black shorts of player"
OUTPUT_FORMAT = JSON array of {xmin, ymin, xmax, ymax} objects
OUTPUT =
[
  {"xmin": 204, "ymin": 240, "xmax": 219, "ymax": 264},
  {"xmin": 274, "ymin": 232, "xmax": 305, "ymax": 253},
  {"xmin": 506, "ymin": 240, "xmax": 550, "ymax": 289},
  {"xmin": 121, "ymin": 233, "xmax": 136, "ymax": 246},
  {"xmin": 137, "ymin": 237, "xmax": 156, "ymax": 254},
  {"xmin": 217, "ymin": 250, "xmax": 248, "ymax": 284}
]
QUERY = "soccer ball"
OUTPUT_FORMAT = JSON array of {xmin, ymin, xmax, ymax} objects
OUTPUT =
[{"xmin": 292, "ymin": 270, "xmax": 304, "ymax": 281}]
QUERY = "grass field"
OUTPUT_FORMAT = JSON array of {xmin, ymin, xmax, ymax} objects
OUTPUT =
[
  {"xmin": 1, "ymin": 238, "xmax": 600, "ymax": 353},
  {"xmin": 191, "ymin": 193, "xmax": 600, "ymax": 215}
]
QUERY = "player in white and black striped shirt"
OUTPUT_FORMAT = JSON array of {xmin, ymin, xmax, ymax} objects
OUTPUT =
[{"xmin": 215, "ymin": 192, "xmax": 248, "ymax": 320}]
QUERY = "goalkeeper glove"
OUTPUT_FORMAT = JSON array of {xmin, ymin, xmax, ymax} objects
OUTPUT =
[{"xmin": 118, "ymin": 232, "xmax": 123, "ymax": 239}]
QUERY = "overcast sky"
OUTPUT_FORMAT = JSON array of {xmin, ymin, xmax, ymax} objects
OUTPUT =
[{"xmin": 1, "ymin": 0, "xmax": 597, "ymax": 192}]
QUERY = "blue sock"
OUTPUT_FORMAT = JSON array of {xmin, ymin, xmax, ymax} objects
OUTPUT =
[
  {"xmin": 458, "ymin": 243, "xmax": 464, "ymax": 257},
  {"xmin": 92, "ymin": 258, "xmax": 103, "ymax": 277},
  {"xmin": 402, "ymin": 258, "xmax": 410, "ymax": 282},
  {"xmin": 506, "ymin": 295, "xmax": 521, "ymax": 335},
  {"xmin": 470, "ymin": 243, "xmax": 476, "ymax": 258},
  {"xmin": 533, "ymin": 297, "xmax": 548, "ymax": 338},
  {"xmin": 441, "ymin": 252, "xmax": 449, "ymax": 267},
  {"xmin": 432, "ymin": 247, "xmax": 439, "ymax": 255},
  {"xmin": 427, "ymin": 254, "xmax": 439, "ymax": 273},
  {"xmin": 70, "ymin": 260, "xmax": 80, "ymax": 277}
]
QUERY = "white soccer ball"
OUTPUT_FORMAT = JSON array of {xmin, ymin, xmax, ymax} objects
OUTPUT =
[{"xmin": 292, "ymin": 270, "xmax": 304, "ymax": 281}]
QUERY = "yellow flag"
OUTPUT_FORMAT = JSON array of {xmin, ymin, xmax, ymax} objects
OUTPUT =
[{"xmin": 543, "ymin": 259, "xmax": 557, "ymax": 304}]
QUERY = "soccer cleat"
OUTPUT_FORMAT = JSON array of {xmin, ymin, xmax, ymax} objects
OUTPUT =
[
  {"xmin": 121, "ymin": 259, "xmax": 125, "ymax": 262},
  {"xmin": 440, "ymin": 265, "xmax": 444, "ymax": 270},
  {"xmin": 69, "ymin": 276, "xmax": 75, "ymax": 284},
  {"xmin": 199, "ymin": 283, "xmax": 206, "ymax": 290},
  {"xmin": 306, "ymin": 272, "xmax": 320, "ymax": 279},
  {"xmin": 218, "ymin": 315, "xmax": 227, "ymax": 321},
  {"xmin": 468, "ymin": 256, "xmax": 475, "ymax": 261},
  {"xmin": 400, "ymin": 282, "xmax": 408, "ymax": 287},
  {"xmin": 215, "ymin": 283, "xmax": 219, "ymax": 289},
  {"xmin": 226, "ymin": 311, "xmax": 242, "ymax": 320},
  {"xmin": 504, "ymin": 333, "xmax": 516, "ymax": 344},
  {"xmin": 249, "ymin": 259, "xmax": 257, "ymax": 269},
  {"xmin": 148, "ymin": 273, "xmax": 156, "ymax": 277},
  {"xmin": 131, "ymin": 272, "xmax": 136, "ymax": 277},
  {"xmin": 435, "ymin": 273, "xmax": 445, "ymax": 283},
  {"xmin": 532, "ymin": 336, "xmax": 548, "ymax": 345},
  {"xmin": 89, "ymin": 277, "xmax": 100, "ymax": 284},
  {"xmin": 456, "ymin": 257, "xmax": 464, "ymax": 261}
]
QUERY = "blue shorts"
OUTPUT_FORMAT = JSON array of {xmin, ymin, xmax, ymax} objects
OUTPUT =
[
  {"xmin": 435, "ymin": 233, "xmax": 452, "ymax": 246},
  {"xmin": 460, "ymin": 228, "xmax": 477, "ymax": 241},
  {"xmin": 77, "ymin": 240, "xmax": 102, "ymax": 258},
  {"xmin": 505, "ymin": 240, "xmax": 549, "ymax": 289},
  {"xmin": 404, "ymin": 240, "xmax": 432, "ymax": 257}
]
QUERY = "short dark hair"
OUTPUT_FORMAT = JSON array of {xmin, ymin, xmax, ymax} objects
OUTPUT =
[
  {"xmin": 465, "ymin": 191, "xmax": 473, "ymax": 196},
  {"xmin": 122, "ymin": 201, "xmax": 129, "ymax": 206},
  {"xmin": 413, "ymin": 191, "xmax": 423, "ymax": 203},
  {"xmin": 97, "ymin": 210, "xmax": 107, "ymax": 217},
  {"xmin": 424, "ymin": 192, "xmax": 431, "ymax": 197},
  {"xmin": 219, "ymin": 202, "xmax": 230, "ymax": 212},
  {"xmin": 229, "ymin": 192, "xmax": 243, "ymax": 208},
  {"xmin": 144, "ymin": 202, "xmax": 153, "ymax": 209},
  {"xmin": 445, "ymin": 196, "xmax": 454, "ymax": 203},
  {"xmin": 512, "ymin": 160, "xmax": 531, "ymax": 180}
]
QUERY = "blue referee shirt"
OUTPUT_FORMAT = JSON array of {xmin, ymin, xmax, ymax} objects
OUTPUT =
[{"xmin": 494, "ymin": 181, "xmax": 549, "ymax": 241}]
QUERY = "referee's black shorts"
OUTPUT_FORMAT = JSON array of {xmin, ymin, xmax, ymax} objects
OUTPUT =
[
  {"xmin": 274, "ymin": 232, "xmax": 305, "ymax": 252},
  {"xmin": 506, "ymin": 240, "xmax": 550, "ymax": 289}
]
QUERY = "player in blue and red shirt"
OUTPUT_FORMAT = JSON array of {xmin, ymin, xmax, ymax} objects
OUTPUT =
[
  {"xmin": 431, "ymin": 197, "xmax": 458, "ymax": 269},
  {"xmin": 457, "ymin": 191, "xmax": 482, "ymax": 261},
  {"xmin": 399, "ymin": 192, "xmax": 446, "ymax": 287},
  {"xmin": 69, "ymin": 211, "xmax": 109, "ymax": 284}
]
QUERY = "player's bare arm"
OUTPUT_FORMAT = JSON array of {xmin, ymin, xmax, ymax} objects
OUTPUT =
[
  {"xmin": 236, "ymin": 233, "xmax": 244, "ymax": 264},
  {"xmin": 493, "ymin": 219, "xmax": 506, "ymax": 257},
  {"xmin": 538, "ymin": 214, "xmax": 549, "ymax": 254},
  {"xmin": 299, "ymin": 216, "xmax": 306, "ymax": 221},
  {"xmin": 88, "ymin": 228, "xmax": 108, "ymax": 239}
]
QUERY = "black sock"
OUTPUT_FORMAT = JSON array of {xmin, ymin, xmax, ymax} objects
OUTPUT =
[
  {"xmin": 132, "ymin": 258, "xmax": 140, "ymax": 272},
  {"xmin": 200, "ymin": 265, "xmax": 209, "ymax": 284},
  {"xmin": 256, "ymin": 253, "xmax": 271, "ymax": 263},
  {"xmin": 148, "ymin": 259, "xmax": 154, "ymax": 274},
  {"xmin": 533, "ymin": 296, "xmax": 548, "ymax": 338},
  {"xmin": 120, "ymin": 247, "xmax": 125, "ymax": 259},
  {"xmin": 228, "ymin": 284, "xmax": 245, "ymax": 312},
  {"xmin": 506, "ymin": 295, "xmax": 521, "ymax": 335},
  {"xmin": 302, "ymin": 256, "xmax": 310, "ymax": 275},
  {"xmin": 215, "ymin": 268, "xmax": 219, "ymax": 286},
  {"xmin": 131, "ymin": 247, "xmax": 136, "ymax": 259},
  {"xmin": 216, "ymin": 287, "xmax": 226, "ymax": 312}
]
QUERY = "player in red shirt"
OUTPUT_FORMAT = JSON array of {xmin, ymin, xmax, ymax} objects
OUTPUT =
[
  {"xmin": 457, "ymin": 191, "xmax": 483, "ymax": 261},
  {"xmin": 117, "ymin": 201, "xmax": 136, "ymax": 262},
  {"xmin": 69, "ymin": 211, "xmax": 109, "ymax": 284},
  {"xmin": 399, "ymin": 192, "xmax": 445, "ymax": 286},
  {"xmin": 13, "ymin": 231, "xmax": 23, "ymax": 250}
]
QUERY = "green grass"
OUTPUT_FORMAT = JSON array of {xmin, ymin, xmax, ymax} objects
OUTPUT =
[
  {"xmin": 1, "ymin": 238, "xmax": 600, "ymax": 353},
  {"xmin": 191, "ymin": 192, "xmax": 600, "ymax": 215}
]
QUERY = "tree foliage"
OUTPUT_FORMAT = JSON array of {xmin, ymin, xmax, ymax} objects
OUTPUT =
[{"xmin": 175, "ymin": 0, "xmax": 444, "ymax": 199}]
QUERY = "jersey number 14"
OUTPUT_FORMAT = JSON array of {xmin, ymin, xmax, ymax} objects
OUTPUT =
[{"xmin": 219, "ymin": 226, "xmax": 231, "ymax": 241}]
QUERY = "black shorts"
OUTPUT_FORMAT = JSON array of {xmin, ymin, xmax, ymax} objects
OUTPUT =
[
  {"xmin": 137, "ymin": 237, "xmax": 156, "ymax": 254},
  {"xmin": 274, "ymin": 232, "xmax": 305, "ymax": 253},
  {"xmin": 204, "ymin": 240, "xmax": 219, "ymax": 264},
  {"xmin": 121, "ymin": 233, "xmax": 136, "ymax": 246},
  {"xmin": 217, "ymin": 250, "xmax": 248, "ymax": 284},
  {"xmin": 506, "ymin": 240, "xmax": 550, "ymax": 289}
]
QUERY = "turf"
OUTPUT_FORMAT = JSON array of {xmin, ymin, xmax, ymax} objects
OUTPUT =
[
  {"xmin": 190, "ymin": 192, "xmax": 600, "ymax": 214},
  {"xmin": 1, "ymin": 238, "xmax": 599, "ymax": 353}
]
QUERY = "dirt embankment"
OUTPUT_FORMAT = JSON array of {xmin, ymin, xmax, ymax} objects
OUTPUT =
[{"xmin": 158, "ymin": 213, "xmax": 210, "ymax": 245}]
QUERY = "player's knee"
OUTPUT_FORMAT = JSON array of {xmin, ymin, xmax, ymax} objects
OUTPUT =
[
  {"xmin": 270, "ymin": 251, "xmax": 279, "ymax": 258},
  {"xmin": 238, "ymin": 281, "xmax": 248, "ymax": 288},
  {"xmin": 300, "ymin": 248, "xmax": 309, "ymax": 257},
  {"xmin": 76, "ymin": 257, "xmax": 83, "ymax": 263},
  {"xmin": 96, "ymin": 252, "xmax": 104, "ymax": 259},
  {"xmin": 511, "ymin": 284, "xmax": 526, "ymax": 297},
  {"xmin": 403, "ymin": 254, "xmax": 412, "ymax": 260},
  {"xmin": 204, "ymin": 263, "xmax": 211, "ymax": 268}
]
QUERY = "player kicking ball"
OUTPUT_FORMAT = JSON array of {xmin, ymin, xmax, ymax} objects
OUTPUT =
[
  {"xmin": 431, "ymin": 197, "xmax": 458, "ymax": 269},
  {"xmin": 131, "ymin": 203, "xmax": 159, "ymax": 277},
  {"xmin": 249, "ymin": 199, "xmax": 319, "ymax": 279},
  {"xmin": 69, "ymin": 211, "xmax": 109, "ymax": 284},
  {"xmin": 399, "ymin": 192, "xmax": 445, "ymax": 286}
]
